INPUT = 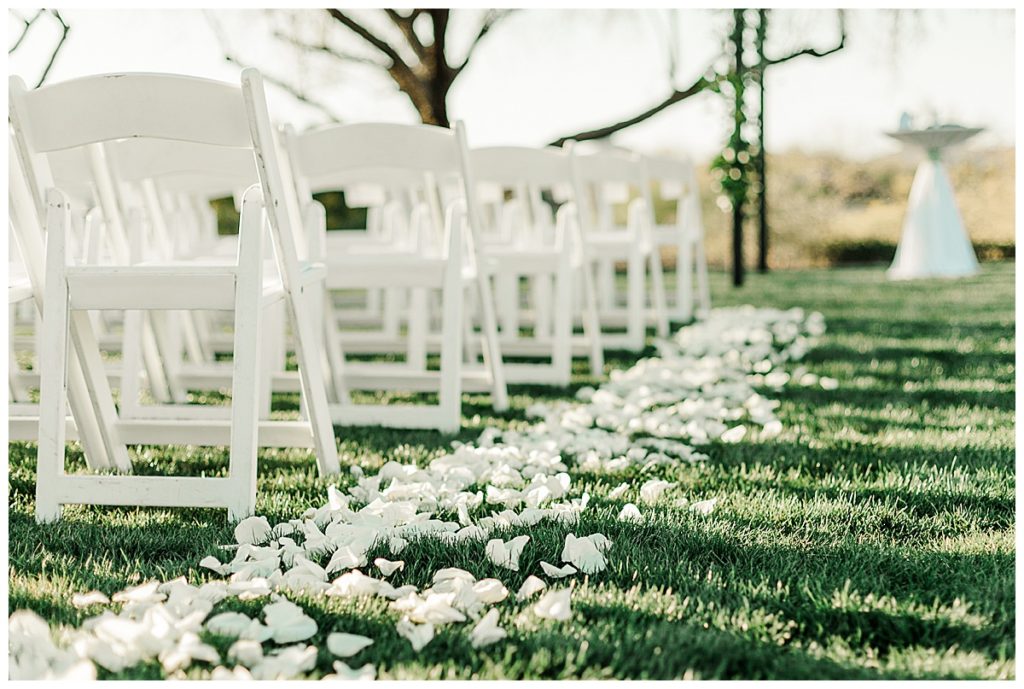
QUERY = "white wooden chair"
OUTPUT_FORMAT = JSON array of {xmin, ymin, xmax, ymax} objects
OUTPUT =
[
  {"xmin": 467, "ymin": 145, "xmax": 604, "ymax": 384},
  {"xmin": 569, "ymin": 146, "xmax": 670, "ymax": 351},
  {"xmin": 644, "ymin": 154, "xmax": 711, "ymax": 322},
  {"xmin": 9, "ymin": 69, "xmax": 341, "ymax": 522},
  {"xmin": 283, "ymin": 121, "xmax": 509, "ymax": 432}
]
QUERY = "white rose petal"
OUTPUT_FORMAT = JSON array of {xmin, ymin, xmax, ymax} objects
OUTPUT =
[
  {"xmin": 395, "ymin": 617, "xmax": 434, "ymax": 652},
  {"xmin": 470, "ymin": 609, "xmax": 507, "ymax": 648},
  {"xmin": 540, "ymin": 561, "xmax": 578, "ymax": 578},
  {"xmin": 327, "ymin": 661, "xmax": 377, "ymax": 680},
  {"xmin": 618, "ymin": 503, "xmax": 643, "ymax": 522},
  {"xmin": 720, "ymin": 425, "xmax": 747, "ymax": 443},
  {"xmin": 485, "ymin": 535, "xmax": 530, "ymax": 571},
  {"xmin": 71, "ymin": 591, "xmax": 109, "ymax": 608},
  {"xmin": 326, "ymin": 632, "xmax": 374, "ymax": 658},
  {"xmin": 534, "ymin": 587, "xmax": 572, "ymax": 621},
  {"xmin": 234, "ymin": 516, "xmax": 273, "ymax": 545},
  {"xmin": 639, "ymin": 479, "xmax": 676, "ymax": 504},
  {"xmin": 516, "ymin": 575, "xmax": 547, "ymax": 601},
  {"xmin": 691, "ymin": 498, "xmax": 718, "ymax": 516},
  {"xmin": 374, "ymin": 558, "xmax": 405, "ymax": 577}
]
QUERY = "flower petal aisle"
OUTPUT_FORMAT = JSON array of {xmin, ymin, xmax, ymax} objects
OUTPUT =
[{"xmin": 9, "ymin": 306, "xmax": 827, "ymax": 680}]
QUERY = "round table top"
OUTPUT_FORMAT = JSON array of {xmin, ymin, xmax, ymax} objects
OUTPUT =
[{"xmin": 885, "ymin": 126, "xmax": 984, "ymax": 151}]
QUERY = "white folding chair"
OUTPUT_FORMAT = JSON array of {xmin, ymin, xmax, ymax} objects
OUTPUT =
[
  {"xmin": 10, "ymin": 70, "xmax": 341, "ymax": 522},
  {"xmin": 284, "ymin": 121, "xmax": 509, "ymax": 432},
  {"xmin": 468, "ymin": 145, "xmax": 604, "ymax": 384},
  {"xmin": 644, "ymin": 154, "xmax": 711, "ymax": 321},
  {"xmin": 569, "ymin": 146, "xmax": 670, "ymax": 350}
]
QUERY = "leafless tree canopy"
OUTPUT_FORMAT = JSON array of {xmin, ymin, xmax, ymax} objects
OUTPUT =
[
  {"xmin": 212, "ymin": 8, "xmax": 514, "ymax": 126},
  {"xmin": 210, "ymin": 8, "xmax": 846, "ymax": 141}
]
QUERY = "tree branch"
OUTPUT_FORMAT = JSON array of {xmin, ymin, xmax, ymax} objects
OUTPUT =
[
  {"xmin": 8, "ymin": 9, "xmax": 44, "ymax": 54},
  {"xmin": 549, "ymin": 74, "xmax": 713, "ymax": 147},
  {"xmin": 454, "ymin": 9, "xmax": 514, "ymax": 75},
  {"xmin": 206, "ymin": 12, "xmax": 344, "ymax": 121},
  {"xmin": 34, "ymin": 10, "xmax": 69, "ymax": 87},
  {"xmin": 762, "ymin": 9, "xmax": 846, "ymax": 67},
  {"xmin": 550, "ymin": 8, "xmax": 847, "ymax": 147},
  {"xmin": 223, "ymin": 53, "xmax": 343, "ymax": 121},
  {"xmin": 326, "ymin": 8, "xmax": 408, "ymax": 68},
  {"xmin": 272, "ymin": 29, "xmax": 388, "ymax": 68},
  {"xmin": 384, "ymin": 8, "xmax": 427, "ymax": 63},
  {"xmin": 326, "ymin": 8, "xmax": 436, "ymax": 122}
]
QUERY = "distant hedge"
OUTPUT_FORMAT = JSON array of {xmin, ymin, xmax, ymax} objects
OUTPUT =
[{"xmin": 821, "ymin": 239, "xmax": 1014, "ymax": 266}]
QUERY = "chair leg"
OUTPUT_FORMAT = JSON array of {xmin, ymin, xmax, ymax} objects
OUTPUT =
[
  {"xmin": 407, "ymin": 287, "xmax": 428, "ymax": 370},
  {"xmin": 36, "ymin": 191, "xmax": 73, "ymax": 523},
  {"xmin": 321, "ymin": 291, "xmax": 351, "ymax": 405},
  {"xmin": 552, "ymin": 257, "xmax": 572, "ymax": 386},
  {"xmin": 596, "ymin": 259, "xmax": 615, "ymax": 312},
  {"xmin": 289, "ymin": 283, "xmax": 341, "ymax": 475},
  {"xmin": 695, "ymin": 238, "xmax": 711, "ymax": 315},
  {"xmin": 626, "ymin": 246, "xmax": 645, "ymax": 351},
  {"xmin": 150, "ymin": 311, "xmax": 188, "ymax": 404},
  {"xmin": 580, "ymin": 259, "xmax": 605, "ymax": 376},
  {"xmin": 475, "ymin": 269, "xmax": 509, "ymax": 412},
  {"xmin": 678, "ymin": 238, "xmax": 694, "ymax": 322},
  {"xmin": 258, "ymin": 302, "xmax": 283, "ymax": 420},
  {"xmin": 227, "ymin": 194, "xmax": 267, "ymax": 520},
  {"xmin": 140, "ymin": 317, "xmax": 172, "ymax": 403},
  {"xmin": 533, "ymin": 274, "xmax": 552, "ymax": 341},
  {"xmin": 438, "ymin": 213, "xmax": 465, "ymax": 433},
  {"xmin": 495, "ymin": 272, "xmax": 518, "ymax": 338},
  {"xmin": 119, "ymin": 310, "xmax": 144, "ymax": 418},
  {"xmin": 648, "ymin": 245, "xmax": 670, "ymax": 338}
]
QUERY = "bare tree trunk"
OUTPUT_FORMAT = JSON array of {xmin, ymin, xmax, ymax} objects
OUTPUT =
[
  {"xmin": 730, "ymin": 9, "xmax": 746, "ymax": 288},
  {"xmin": 756, "ymin": 9, "xmax": 769, "ymax": 274}
]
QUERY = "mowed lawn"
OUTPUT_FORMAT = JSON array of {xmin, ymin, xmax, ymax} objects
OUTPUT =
[{"xmin": 7, "ymin": 263, "xmax": 1015, "ymax": 680}]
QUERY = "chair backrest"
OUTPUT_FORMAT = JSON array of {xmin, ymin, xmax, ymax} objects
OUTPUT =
[
  {"xmin": 469, "ymin": 146, "xmax": 575, "ymax": 188},
  {"xmin": 467, "ymin": 146, "xmax": 577, "ymax": 243},
  {"xmin": 286, "ymin": 121, "xmax": 484, "ymax": 257},
  {"xmin": 568, "ymin": 146, "xmax": 652, "ymax": 233},
  {"xmin": 10, "ymin": 70, "xmax": 309, "ymax": 278},
  {"xmin": 644, "ymin": 154, "xmax": 696, "ymax": 201},
  {"xmin": 290, "ymin": 122, "xmax": 462, "ymax": 180},
  {"xmin": 9, "ymin": 72, "xmax": 255, "ymax": 262}
]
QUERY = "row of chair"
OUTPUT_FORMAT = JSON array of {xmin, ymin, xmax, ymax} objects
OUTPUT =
[{"xmin": 7, "ymin": 69, "xmax": 711, "ymax": 523}]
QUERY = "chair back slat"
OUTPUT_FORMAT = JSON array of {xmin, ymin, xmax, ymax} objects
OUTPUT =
[
  {"xmin": 571, "ymin": 148, "xmax": 647, "ymax": 185},
  {"xmin": 291, "ymin": 122, "xmax": 461, "ymax": 181},
  {"xmin": 107, "ymin": 139, "xmax": 257, "ymax": 185},
  {"xmin": 469, "ymin": 146, "xmax": 573, "ymax": 187}
]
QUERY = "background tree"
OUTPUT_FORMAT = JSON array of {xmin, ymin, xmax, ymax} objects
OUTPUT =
[{"xmin": 210, "ymin": 8, "xmax": 514, "ymax": 126}]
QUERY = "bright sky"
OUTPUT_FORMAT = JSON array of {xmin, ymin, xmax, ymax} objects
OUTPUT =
[{"xmin": 7, "ymin": 8, "xmax": 1016, "ymax": 161}]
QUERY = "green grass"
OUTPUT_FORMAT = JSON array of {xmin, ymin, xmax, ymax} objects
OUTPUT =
[{"xmin": 8, "ymin": 263, "xmax": 1015, "ymax": 679}]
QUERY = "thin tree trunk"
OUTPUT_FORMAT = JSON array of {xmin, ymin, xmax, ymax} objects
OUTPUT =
[
  {"xmin": 756, "ymin": 9, "xmax": 769, "ymax": 273},
  {"xmin": 731, "ymin": 9, "xmax": 746, "ymax": 287}
]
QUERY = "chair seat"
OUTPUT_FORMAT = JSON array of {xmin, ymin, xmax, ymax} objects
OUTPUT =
[
  {"xmin": 480, "ymin": 248, "xmax": 562, "ymax": 274},
  {"xmin": 586, "ymin": 230, "xmax": 651, "ymax": 257},
  {"xmin": 65, "ymin": 260, "xmax": 325, "ymax": 310},
  {"xmin": 325, "ymin": 253, "xmax": 453, "ymax": 289}
]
